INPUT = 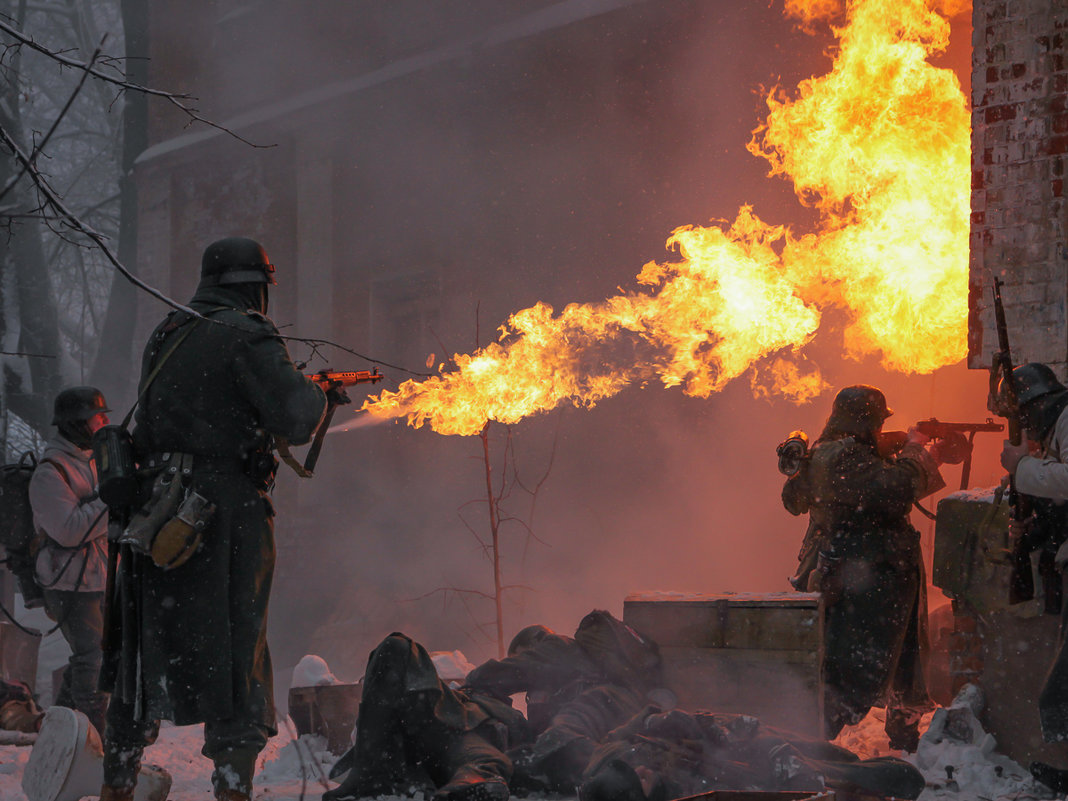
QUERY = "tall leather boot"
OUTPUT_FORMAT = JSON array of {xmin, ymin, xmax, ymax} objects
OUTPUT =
[{"xmin": 211, "ymin": 748, "xmax": 256, "ymax": 801}]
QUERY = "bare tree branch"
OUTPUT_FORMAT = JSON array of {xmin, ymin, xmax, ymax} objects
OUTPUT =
[
  {"xmin": 0, "ymin": 40, "xmax": 101, "ymax": 204},
  {"xmin": 0, "ymin": 350, "xmax": 54, "ymax": 358},
  {"xmin": 0, "ymin": 120, "xmax": 199, "ymax": 314},
  {"xmin": 0, "ymin": 17, "xmax": 273, "ymax": 149}
]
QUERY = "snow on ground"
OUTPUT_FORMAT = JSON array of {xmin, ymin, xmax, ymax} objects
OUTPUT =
[
  {"xmin": 834, "ymin": 700, "xmax": 1058, "ymax": 801},
  {"xmin": 0, "ymin": 718, "xmax": 342, "ymax": 801},
  {"xmin": 2, "ymin": 625, "xmax": 1066, "ymax": 801},
  {"xmin": 1, "ymin": 702, "xmax": 1066, "ymax": 801}
]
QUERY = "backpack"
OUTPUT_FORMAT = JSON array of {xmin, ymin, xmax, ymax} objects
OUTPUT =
[{"xmin": 0, "ymin": 451, "xmax": 52, "ymax": 609}]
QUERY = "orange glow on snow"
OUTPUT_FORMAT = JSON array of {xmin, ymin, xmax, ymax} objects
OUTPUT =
[{"xmin": 363, "ymin": 0, "xmax": 970, "ymax": 436}]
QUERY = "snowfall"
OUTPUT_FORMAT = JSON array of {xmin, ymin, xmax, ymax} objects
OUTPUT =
[{"xmin": 1, "ymin": 607, "xmax": 1066, "ymax": 801}]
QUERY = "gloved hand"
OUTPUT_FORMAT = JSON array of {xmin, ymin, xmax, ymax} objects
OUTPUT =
[
  {"xmin": 807, "ymin": 552, "xmax": 841, "ymax": 604},
  {"xmin": 1008, "ymin": 515, "xmax": 1033, "ymax": 545},
  {"xmin": 805, "ymin": 570, "xmax": 822, "ymax": 593},
  {"xmin": 325, "ymin": 383, "xmax": 351, "ymax": 406},
  {"xmin": 1001, "ymin": 438, "xmax": 1031, "ymax": 473},
  {"xmin": 929, "ymin": 430, "xmax": 971, "ymax": 465}
]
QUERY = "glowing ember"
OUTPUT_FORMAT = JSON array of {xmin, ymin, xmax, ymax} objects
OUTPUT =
[{"xmin": 364, "ymin": 0, "xmax": 970, "ymax": 436}]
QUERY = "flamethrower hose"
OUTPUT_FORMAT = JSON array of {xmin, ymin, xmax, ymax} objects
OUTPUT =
[
  {"xmin": 0, "ymin": 590, "xmax": 60, "ymax": 637},
  {"xmin": 913, "ymin": 501, "xmax": 936, "ymax": 521},
  {"xmin": 281, "ymin": 716, "xmax": 332, "ymax": 793}
]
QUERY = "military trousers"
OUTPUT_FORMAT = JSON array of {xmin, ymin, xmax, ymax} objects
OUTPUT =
[
  {"xmin": 1039, "ymin": 570, "xmax": 1068, "ymax": 741},
  {"xmin": 43, "ymin": 589, "xmax": 108, "ymax": 734}
]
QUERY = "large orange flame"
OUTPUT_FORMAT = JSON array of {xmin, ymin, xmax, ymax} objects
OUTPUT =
[{"xmin": 363, "ymin": 0, "xmax": 970, "ymax": 436}]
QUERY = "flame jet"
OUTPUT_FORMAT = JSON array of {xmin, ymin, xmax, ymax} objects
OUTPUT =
[{"xmin": 363, "ymin": 0, "xmax": 970, "ymax": 436}]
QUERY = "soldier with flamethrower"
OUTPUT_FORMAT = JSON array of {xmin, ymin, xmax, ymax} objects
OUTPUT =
[
  {"xmin": 781, "ymin": 385, "xmax": 954, "ymax": 752},
  {"xmin": 96, "ymin": 237, "xmax": 331, "ymax": 801}
]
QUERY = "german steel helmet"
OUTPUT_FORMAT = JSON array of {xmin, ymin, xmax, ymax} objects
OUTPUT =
[
  {"xmin": 199, "ymin": 237, "xmax": 277, "ymax": 287},
  {"xmin": 1006, "ymin": 362, "xmax": 1067, "ymax": 407},
  {"xmin": 52, "ymin": 386, "xmax": 110, "ymax": 425},
  {"xmin": 827, "ymin": 385, "xmax": 893, "ymax": 434}
]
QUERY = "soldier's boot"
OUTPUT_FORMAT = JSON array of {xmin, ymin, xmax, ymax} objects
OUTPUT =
[
  {"xmin": 885, "ymin": 707, "xmax": 922, "ymax": 753},
  {"xmin": 434, "ymin": 765, "xmax": 510, "ymax": 801},
  {"xmin": 1030, "ymin": 761, "xmax": 1068, "ymax": 794},
  {"xmin": 211, "ymin": 748, "xmax": 256, "ymax": 801},
  {"xmin": 98, "ymin": 785, "xmax": 136, "ymax": 801}
]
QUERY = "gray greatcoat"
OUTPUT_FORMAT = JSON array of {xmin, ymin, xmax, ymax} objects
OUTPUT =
[{"xmin": 101, "ymin": 285, "xmax": 326, "ymax": 729}]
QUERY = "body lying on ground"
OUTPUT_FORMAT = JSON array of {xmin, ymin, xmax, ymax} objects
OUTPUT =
[{"xmin": 325, "ymin": 614, "xmax": 924, "ymax": 801}]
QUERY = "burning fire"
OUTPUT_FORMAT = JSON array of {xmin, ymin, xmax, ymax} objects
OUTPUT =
[{"xmin": 363, "ymin": 0, "xmax": 970, "ymax": 436}]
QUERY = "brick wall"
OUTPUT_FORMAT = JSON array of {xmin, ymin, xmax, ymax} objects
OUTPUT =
[{"xmin": 969, "ymin": 0, "xmax": 1068, "ymax": 376}]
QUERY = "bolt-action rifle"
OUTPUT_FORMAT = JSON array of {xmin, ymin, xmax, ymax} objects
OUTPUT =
[
  {"xmin": 277, "ymin": 368, "xmax": 385, "ymax": 477},
  {"xmin": 990, "ymin": 278, "xmax": 1034, "ymax": 603}
]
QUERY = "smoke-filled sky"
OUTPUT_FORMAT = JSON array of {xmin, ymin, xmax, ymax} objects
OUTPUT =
[{"xmin": 140, "ymin": 0, "xmax": 984, "ymax": 681}]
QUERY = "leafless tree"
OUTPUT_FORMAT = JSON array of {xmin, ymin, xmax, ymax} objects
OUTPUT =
[{"xmin": 1, "ymin": 0, "xmax": 130, "ymax": 452}]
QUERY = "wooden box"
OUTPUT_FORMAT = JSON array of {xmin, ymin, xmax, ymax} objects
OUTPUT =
[
  {"xmin": 0, "ymin": 620, "xmax": 40, "ymax": 692},
  {"xmin": 288, "ymin": 682, "xmax": 362, "ymax": 755},
  {"xmin": 624, "ymin": 592, "xmax": 824, "ymax": 737},
  {"xmin": 932, "ymin": 489, "xmax": 1014, "ymax": 614}
]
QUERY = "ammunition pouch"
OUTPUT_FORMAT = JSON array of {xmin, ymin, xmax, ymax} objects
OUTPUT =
[
  {"xmin": 246, "ymin": 450, "xmax": 278, "ymax": 492},
  {"xmin": 120, "ymin": 454, "xmax": 216, "ymax": 570}
]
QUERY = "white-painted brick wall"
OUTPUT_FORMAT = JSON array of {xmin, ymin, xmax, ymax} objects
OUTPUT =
[{"xmin": 969, "ymin": 0, "xmax": 1068, "ymax": 378}]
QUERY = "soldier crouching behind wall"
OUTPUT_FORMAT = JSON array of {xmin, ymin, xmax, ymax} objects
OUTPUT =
[
  {"xmin": 782, "ymin": 385, "xmax": 951, "ymax": 752},
  {"xmin": 98, "ymin": 238, "xmax": 328, "ymax": 801}
]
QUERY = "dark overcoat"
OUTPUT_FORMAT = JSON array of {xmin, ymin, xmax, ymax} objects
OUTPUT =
[
  {"xmin": 782, "ymin": 434, "xmax": 938, "ymax": 736},
  {"xmin": 101, "ymin": 286, "xmax": 326, "ymax": 729}
]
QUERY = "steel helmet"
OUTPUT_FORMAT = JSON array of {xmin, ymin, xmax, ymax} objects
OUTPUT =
[
  {"xmin": 199, "ymin": 237, "xmax": 277, "ymax": 287},
  {"xmin": 52, "ymin": 387, "xmax": 110, "ymax": 425},
  {"xmin": 827, "ymin": 385, "xmax": 893, "ymax": 435},
  {"xmin": 1005, "ymin": 362, "xmax": 1066, "ymax": 407}
]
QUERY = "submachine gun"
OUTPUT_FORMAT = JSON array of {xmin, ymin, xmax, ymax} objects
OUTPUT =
[
  {"xmin": 913, "ymin": 418, "xmax": 1003, "ymax": 490},
  {"xmin": 777, "ymin": 419, "xmax": 1002, "ymax": 486},
  {"xmin": 988, "ymin": 277, "xmax": 1035, "ymax": 603}
]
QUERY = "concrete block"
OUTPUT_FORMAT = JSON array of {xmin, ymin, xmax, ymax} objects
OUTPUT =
[{"xmin": 624, "ymin": 593, "xmax": 823, "ymax": 737}]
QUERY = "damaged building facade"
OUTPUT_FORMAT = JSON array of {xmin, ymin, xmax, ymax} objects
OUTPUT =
[{"xmin": 937, "ymin": 0, "xmax": 1068, "ymax": 768}]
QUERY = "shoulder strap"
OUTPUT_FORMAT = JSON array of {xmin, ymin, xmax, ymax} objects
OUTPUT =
[
  {"xmin": 39, "ymin": 457, "xmax": 72, "ymax": 488},
  {"xmin": 121, "ymin": 314, "xmax": 206, "ymax": 430}
]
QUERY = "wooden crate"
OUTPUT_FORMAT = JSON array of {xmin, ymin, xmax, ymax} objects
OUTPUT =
[
  {"xmin": 0, "ymin": 621, "xmax": 40, "ymax": 692},
  {"xmin": 288, "ymin": 683, "xmax": 362, "ymax": 755},
  {"xmin": 624, "ymin": 592, "xmax": 824, "ymax": 737}
]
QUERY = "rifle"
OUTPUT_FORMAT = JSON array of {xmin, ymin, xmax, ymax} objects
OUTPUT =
[
  {"xmin": 278, "ymin": 368, "xmax": 385, "ymax": 478},
  {"xmin": 990, "ymin": 278, "xmax": 1034, "ymax": 603}
]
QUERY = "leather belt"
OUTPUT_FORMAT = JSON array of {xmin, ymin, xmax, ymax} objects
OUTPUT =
[{"xmin": 142, "ymin": 452, "xmax": 245, "ymax": 474}]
